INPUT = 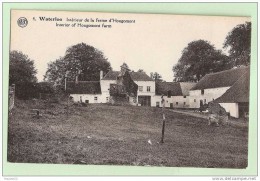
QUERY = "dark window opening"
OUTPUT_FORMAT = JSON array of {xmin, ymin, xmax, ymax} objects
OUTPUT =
[{"xmin": 201, "ymin": 89, "xmax": 204, "ymax": 95}]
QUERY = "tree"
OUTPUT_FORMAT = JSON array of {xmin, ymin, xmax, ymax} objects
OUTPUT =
[
  {"xmin": 150, "ymin": 72, "xmax": 163, "ymax": 82},
  {"xmin": 44, "ymin": 57, "xmax": 67, "ymax": 85},
  {"xmin": 121, "ymin": 62, "xmax": 130, "ymax": 70},
  {"xmin": 9, "ymin": 51, "xmax": 39, "ymax": 99},
  {"xmin": 9, "ymin": 50, "xmax": 37, "ymax": 85},
  {"xmin": 37, "ymin": 82, "xmax": 55, "ymax": 94},
  {"xmin": 44, "ymin": 43, "xmax": 111, "ymax": 85},
  {"xmin": 172, "ymin": 40, "xmax": 230, "ymax": 82},
  {"xmin": 223, "ymin": 22, "xmax": 251, "ymax": 66},
  {"xmin": 137, "ymin": 69, "xmax": 146, "ymax": 74}
]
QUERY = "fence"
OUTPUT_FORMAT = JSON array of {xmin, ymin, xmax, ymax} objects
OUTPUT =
[{"xmin": 9, "ymin": 84, "xmax": 15, "ymax": 111}]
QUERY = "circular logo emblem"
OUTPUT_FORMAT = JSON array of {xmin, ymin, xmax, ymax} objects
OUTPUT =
[{"xmin": 17, "ymin": 17, "xmax": 28, "ymax": 28}]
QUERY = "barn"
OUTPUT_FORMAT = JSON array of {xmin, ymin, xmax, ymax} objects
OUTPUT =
[
  {"xmin": 153, "ymin": 82, "xmax": 196, "ymax": 108},
  {"xmin": 189, "ymin": 66, "xmax": 249, "ymax": 110},
  {"xmin": 214, "ymin": 68, "xmax": 250, "ymax": 118}
]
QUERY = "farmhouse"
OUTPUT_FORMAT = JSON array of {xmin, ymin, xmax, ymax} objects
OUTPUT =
[
  {"xmin": 153, "ymin": 82, "xmax": 196, "ymax": 108},
  {"xmin": 214, "ymin": 68, "xmax": 249, "ymax": 118},
  {"xmin": 68, "ymin": 64, "xmax": 155, "ymax": 106},
  {"xmin": 189, "ymin": 66, "xmax": 249, "ymax": 118},
  {"xmin": 101, "ymin": 65, "xmax": 155, "ymax": 106},
  {"xmin": 67, "ymin": 81, "xmax": 102, "ymax": 103}
]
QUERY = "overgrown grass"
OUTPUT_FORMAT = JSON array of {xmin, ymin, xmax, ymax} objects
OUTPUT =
[{"xmin": 7, "ymin": 100, "xmax": 248, "ymax": 168}]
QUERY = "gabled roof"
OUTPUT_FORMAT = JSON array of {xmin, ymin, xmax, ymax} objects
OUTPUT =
[
  {"xmin": 190, "ymin": 66, "xmax": 249, "ymax": 90},
  {"xmin": 67, "ymin": 81, "xmax": 101, "ymax": 94},
  {"xmin": 179, "ymin": 82, "xmax": 197, "ymax": 96},
  {"xmin": 215, "ymin": 69, "xmax": 250, "ymax": 103},
  {"xmin": 156, "ymin": 82, "xmax": 196, "ymax": 96},
  {"xmin": 102, "ymin": 70, "xmax": 154, "ymax": 81},
  {"xmin": 156, "ymin": 82, "xmax": 182, "ymax": 96}
]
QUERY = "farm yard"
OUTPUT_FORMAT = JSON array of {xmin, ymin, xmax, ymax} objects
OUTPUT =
[{"xmin": 7, "ymin": 100, "xmax": 248, "ymax": 168}]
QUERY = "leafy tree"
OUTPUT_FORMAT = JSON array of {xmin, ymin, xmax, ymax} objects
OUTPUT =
[
  {"xmin": 137, "ymin": 69, "xmax": 145, "ymax": 73},
  {"xmin": 9, "ymin": 50, "xmax": 37, "ymax": 85},
  {"xmin": 44, "ymin": 43, "xmax": 111, "ymax": 85},
  {"xmin": 37, "ymin": 82, "xmax": 55, "ymax": 94},
  {"xmin": 150, "ymin": 72, "xmax": 163, "ymax": 82},
  {"xmin": 173, "ymin": 40, "xmax": 230, "ymax": 82},
  {"xmin": 121, "ymin": 62, "xmax": 130, "ymax": 71},
  {"xmin": 9, "ymin": 51, "xmax": 38, "ymax": 99},
  {"xmin": 44, "ymin": 57, "xmax": 67, "ymax": 85},
  {"xmin": 223, "ymin": 21, "xmax": 251, "ymax": 66}
]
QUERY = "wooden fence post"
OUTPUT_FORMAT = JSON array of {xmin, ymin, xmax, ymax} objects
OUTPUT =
[{"xmin": 160, "ymin": 95, "xmax": 166, "ymax": 143}]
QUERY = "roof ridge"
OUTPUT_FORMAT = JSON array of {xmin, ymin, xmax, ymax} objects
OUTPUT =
[
  {"xmin": 205, "ymin": 66, "xmax": 248, "ymax": 76},
  {"xmin": 228, "ymin": 69, "xmax": 248, "ymax": 88}
]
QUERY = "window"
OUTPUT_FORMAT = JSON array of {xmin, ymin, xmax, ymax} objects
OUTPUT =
[
  {"xmin": 184, "ymin": 102, "xmax": 186, "ymax": 105},
  {"xmin": 139, "ymin": 86, "xmax": 143, "ymax": 92},
  {"xmin": 106, "ymin": 97, "xmax": 109, "ymax": 101},
  {"xmin": 167, "ymin": 90, "xmax": 171, "ymax": 98},
  {"xmin": 94, "ymin": 97, "xmax": 98, "ymax": 101},
  {"xmin": 147, "ymin": 86, "xmax": 151, "ymax": 92},
  {"xmin": 183, "ymin": 96, "xmax": 186, "ymax": 98},
  {"xmin": 194, "ymin": 99, "xmax": 196, "ymax": 102},
  {"xmin": 176, "ymin": 102, "xmax": 178, "ymax": 105},
  {"xmin": 201, "ymin": 89, "xmax": 204, "ymax": 95},
  {"xmin": 204, "ymin": 99, "xmax": 207, "ymax": 104}
]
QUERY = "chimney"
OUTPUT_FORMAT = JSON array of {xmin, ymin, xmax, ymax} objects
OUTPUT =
[{"xmin": 100, "ymin": 70, "xmax": 103, "ymax": 80}]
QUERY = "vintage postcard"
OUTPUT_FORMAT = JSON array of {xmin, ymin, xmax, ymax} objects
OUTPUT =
[{"xmin": 8, "ymin": 10, "xmax": 251, "ymax": 169}]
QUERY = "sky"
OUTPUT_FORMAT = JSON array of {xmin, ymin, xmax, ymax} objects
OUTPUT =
[{"xmin": 10, "ymin": 10, "xmax": 250, "ymax": 82}]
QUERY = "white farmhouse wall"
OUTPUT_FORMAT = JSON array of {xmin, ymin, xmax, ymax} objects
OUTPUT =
[
  {"xmin": 100, "ymin": 80, "xmax": 117, "ymax": 94},
  {"xmin": 100, "ymin": 80, "xmax": 117, "ymax": 103},
  {"xmin": 189, "ymin": 87, "xmax": 230, "ymax": 108},
  {"xmin": 219, "ymin": 103, "xmax": 239, "ymax": 118},
  {"xmin": 70, "ymin": 94, "xmax": 103, "ymax": 103},
  {"xmin": 172, "ymin": 96, "xmax": 190, "ymax": 108},
  {"xmin": 151, "ymin": 96, "xmax": 162, "ymax": 107},
  {"xmin": 135, "ymin": 81, "xmax": 155, "ymax": 96},
  {"xmin": 152, "ymin": 96, "xmax": 190, "ymax": 108}
]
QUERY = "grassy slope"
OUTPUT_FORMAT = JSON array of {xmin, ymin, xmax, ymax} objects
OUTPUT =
[{"xmin": 7, "ymin": 100, "xmax": 248, "ymax": 168}]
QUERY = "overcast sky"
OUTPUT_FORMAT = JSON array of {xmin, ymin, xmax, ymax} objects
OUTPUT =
[{"xmin": 10, "ymin": 10, "xmax": 250, "ymax": 82}]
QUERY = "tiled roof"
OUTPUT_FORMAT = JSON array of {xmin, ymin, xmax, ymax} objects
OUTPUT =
[
  {"xmin": 179, "ymin": 82, "xmax": 197, "ymax": 96},
  {"xmin": 156, "ymin": 82, "xmax": 196, "ymax": 96},
  {"xmin": 102, "ymin": 70, "xmax": 154, "ymax": 81},
  {"xmin": 156, "ymin": 82, "xmax": 183, "ymax": 96},
  {"xmin": 191, "ymin": 66, "xmax": 249, "ymax": 90},
  {"xmin": 67, "ymin": 81, "xmax": 101, "ymax": 94},
  {"xmin": 215, "ymin": 69, "xmax": 249, "ymax": 103}
]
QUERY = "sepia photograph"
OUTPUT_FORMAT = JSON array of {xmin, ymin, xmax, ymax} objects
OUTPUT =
[{"xmin": 8, "ymin": 10, "xmax": 251, "ymax": 169}]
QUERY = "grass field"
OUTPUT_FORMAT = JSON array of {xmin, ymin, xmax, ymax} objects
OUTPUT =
[{"xmin": 7, "ymin": 100, "xmax": 248, "ymax": 168}]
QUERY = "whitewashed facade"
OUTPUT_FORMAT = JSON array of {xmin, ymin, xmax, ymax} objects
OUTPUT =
[
  {"xmin": 153, "ymin": 82, "xmax": 195, "ymax": 108},
  {"xmin": 189, "ymin": 87, "xmax": 230, "ymax": 108},
  {"xmin": 188, "ymin": 67, "xmax": 249, "ymax": 118},
  {"xmin": 70, "ymin": 94, "xmax": 103, "ymax": 103},
  {"xmin": 219, "ymin": 103, "xmax": 239, "ymax": 118}
]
